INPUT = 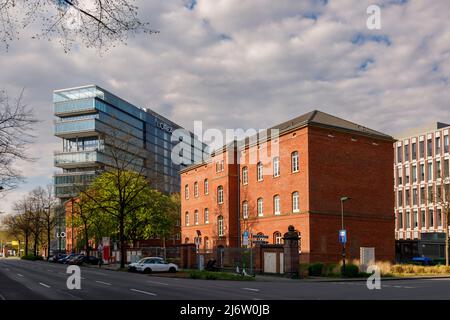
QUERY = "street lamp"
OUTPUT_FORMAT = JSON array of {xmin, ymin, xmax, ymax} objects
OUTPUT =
[{"xmin": 340, "ymin": 196, "xmax": 351, "ymax": 273}]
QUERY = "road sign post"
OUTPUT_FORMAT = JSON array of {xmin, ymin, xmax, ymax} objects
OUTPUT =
[{"xmin": 339, "ymin": 229, "xmax": 347, "ymax": 272}]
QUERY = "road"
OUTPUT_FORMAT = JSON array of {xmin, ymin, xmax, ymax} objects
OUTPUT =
[{"xmin": 1, "ymin": 258, "xmax": 450, "ymax": 300}]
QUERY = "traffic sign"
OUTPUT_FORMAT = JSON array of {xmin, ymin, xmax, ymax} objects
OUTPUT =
[
  {"xmin": 242, "ymin": 231, "xmax": 249, "ymax": 246},
  {"xmin": 339, "ymin": 230, "xmax": 347, "ymax": 244}
]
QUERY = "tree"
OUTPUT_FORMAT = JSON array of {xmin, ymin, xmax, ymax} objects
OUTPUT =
[
  {"xmin": 434, "ymin": 179, "xmax": 450, "ymax": 266},
  {"xmin": 0, "ymin": 90, "xmax": 37, "ymax": 192},
  {"xmin": 0, "ymin": 0, "xmax": 158, "ymax": 52},
  {"xmin": 4, "ymin": 198, "xmax": 34, "ymax": 255}
]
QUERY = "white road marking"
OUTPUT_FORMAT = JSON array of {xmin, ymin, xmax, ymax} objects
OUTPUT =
[
  {"xmin": 0, "ymin": 294, "xmax": 6, "ymax": 301},
  {"xmin": 39, "ymin": 282, "xmax": 51, "ymax": 288},
  {"xmin": 95, "ymin": 281, "xmax": 112, "ymax": 286},
  {"xmin": 17, "ymin": 273, "xmax": 24, "ymax": 277},
  {"xmin": 130, "ymin": 289, "xmax": 157, "ymax": 296},
  {"xmin": 242, "ymin": 288, "xmax": 260, "ymax": 292},
  {"xmin": 147, "ymin": 280, "xmax": 169, "ymax": 286}
]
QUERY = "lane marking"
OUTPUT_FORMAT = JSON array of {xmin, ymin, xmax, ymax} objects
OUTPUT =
[
  {"xmin": 147, "ymin": 280, "xmax": 169, "ymax": 286},
  {"xmin": 95, "ymin": 281, "xmax": 112, "ymax": 286},
  {"xmin": 130, "ymin": 289, "xmax": 157, "ymax": 296},
  {"xmin": 17, "ymin": 274, "xmax": 24, "ymax": 277},
  {"xmin": 242, "ymin": 288, "xmax": 260, "ymax": 292},
  {"xmin": 39, "ymin": 282, "xmax": 51, "ymax": 288},
  {"xmin": 0, "ymin": 294, "xmax": 6, "ymax": 301}
]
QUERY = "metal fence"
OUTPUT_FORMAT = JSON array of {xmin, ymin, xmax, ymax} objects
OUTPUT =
[{"xmin": 197, "ymin": 247, "xmax": 256, "ymax": 274}]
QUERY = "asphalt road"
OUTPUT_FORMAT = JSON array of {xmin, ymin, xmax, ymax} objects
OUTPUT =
[{"xmin": 1, "ymin": 258, "xmax": 450, "ymax": 300}]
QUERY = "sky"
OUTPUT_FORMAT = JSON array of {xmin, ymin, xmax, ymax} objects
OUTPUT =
[{"xmin": 0, "ymin": 0, "xmax": 449, "ymax": 214}]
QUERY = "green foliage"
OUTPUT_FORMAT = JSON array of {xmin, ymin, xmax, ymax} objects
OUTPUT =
[
  {"xmin": 21, "ymin": 255, "xmax": 43, "ymax": 261},
  {"xmin": 308, "ymin": 263, "xmax": 324, "ymax": 276},
  {"xmin": 323, "ymin": 263, "xmax": 340, "ymax": 276},
  {"xmin": 341, "ymin": 264, "xmax": 359, "ymax": 278}
]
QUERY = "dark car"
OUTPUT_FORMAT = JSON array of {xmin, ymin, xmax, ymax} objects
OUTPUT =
[
  {"xmin": 59, "ymin": 253, "xmax": 80, "ymax": 264},
  {"xmin": 68, "ymin": 255, "xmax": 99, "ymax": 266}
]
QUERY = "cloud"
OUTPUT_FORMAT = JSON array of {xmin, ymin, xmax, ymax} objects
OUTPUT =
[{"xmin": 0, "ymin": 0, "xmax": 450, "ymax": 213}]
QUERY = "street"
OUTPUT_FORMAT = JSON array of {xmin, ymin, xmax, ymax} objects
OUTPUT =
[{"xmin": 1, "ymin": 259, "xmax": 450, "ymax": 300}]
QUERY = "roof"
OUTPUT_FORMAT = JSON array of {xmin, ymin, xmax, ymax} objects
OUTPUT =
[{"xmin": 180, "ymin": 109, "xmax": 394, "ymax": 173}]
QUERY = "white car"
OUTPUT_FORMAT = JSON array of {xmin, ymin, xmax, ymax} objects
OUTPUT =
[
  {"xmin": 135, "ymin": 257, "xmax": 179, "ymax": 274},
  {"xmin": 128, "ymin": 258, "xmax": 148, "ymax": 272}
]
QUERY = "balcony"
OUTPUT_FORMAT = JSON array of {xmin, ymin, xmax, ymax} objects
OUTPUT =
[
  {"xmin": 54, "ymin": 98, "xmax": 96, "ymax": 116},
  {"xmin": 54, "ymin": 150, "xmax": 103, "ymax": 168}
]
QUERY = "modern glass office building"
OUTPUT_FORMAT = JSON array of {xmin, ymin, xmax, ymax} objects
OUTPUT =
[{"xmin": 53, "ymin": 85, "xmax": 203, "ymax": 202}]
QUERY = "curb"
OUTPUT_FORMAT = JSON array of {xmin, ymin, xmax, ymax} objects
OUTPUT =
[{"xmin": 302, "ymin": 275, "xmax": 450, "ymax": 282}]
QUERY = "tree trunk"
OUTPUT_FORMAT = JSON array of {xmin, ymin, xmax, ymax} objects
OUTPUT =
[
  {"xmin": 84, "ymin": 221, "xmax": 90, "ymax": 257},
  {"xmin": 163, "ymin": 236, "xmax": 166, "ymax": 261},
  {"xmin": 47, "ymin": 222, "xmax": 51, "ymax": 259},
  {"xmin": 24, "ymin": 233, "xmax": 29, "ymax": 256},
  {"xmin": 120, "ymin": 214, "xmax": 126, "ymax": 269}
]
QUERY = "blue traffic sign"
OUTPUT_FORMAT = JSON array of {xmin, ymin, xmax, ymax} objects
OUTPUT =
[{"xmin": 339, "ymin": 229, "xmax": 347, "ymax": 244}]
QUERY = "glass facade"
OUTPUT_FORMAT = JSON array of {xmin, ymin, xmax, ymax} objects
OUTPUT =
[{"xmin": 54, "ymin": 85, "xmax": 203, "ymax": 201}]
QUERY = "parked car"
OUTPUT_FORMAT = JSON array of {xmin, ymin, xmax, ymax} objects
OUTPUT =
[
  {"xmin": 59, "ymin": 253, "xmax": 80, "ymax": 264},
  {"xmin": 54, "ymin": 254, "xmax": 68, "ymax": 263},
  {"xmin": 69, "ymin": 255, "xmax": 99, "ymax": 266},
  {"xmin": 128, "ymin": 258, "xmax": 149, "ymax": 272},
  {"xmin": 135, "ymin": 257, "xmax": 178, "ymax": 274}
]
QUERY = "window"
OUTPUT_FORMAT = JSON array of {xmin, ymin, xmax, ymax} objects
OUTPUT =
[
  {"xmin": 421, "ymin": 209, "xmax": 426, "ymax": 228},
  {"xmin": 405, "ymin": 167, "xmax": 410, "ymax": 184},
  {"xmin": 204, "ymin": 179, "xmax": 209, "ymax": 194},
  {"xmin": 216, "ymin": 160, "xmax": 224, "ymax": 173},
  {"xmin": 427, "ymin": 138, "xmax": 433, "ymax": 157},
  {"xmin": 194, "ymin": 210, "xmax": 199, "ymax": 225},
  {"xmin": 404, "ymin": 144, "xmax": 410, "ymax": 162},
  {"xmin": 291, "ymin": 151, "xmax": 299, "ymax": 172},
  {"xmin": 445, "ymin": 135, "xmax": 449, "ymax": 153},
  {"xmin": 217, "ymin": 186, "xmax": 224, "ymax": 204},
  {"xmin": 292, "ymin": 192, "xmax": 300, "ymax": 213},
  {"xmin": 185, "ymin": 212, "xmax": 189, "ymax": 226},
  {"xmin": 257, "ymin": 198, "xmax": 264, "ymax": 217},
  {"xmin": 405, "ymin": 189, "xmax": 410, "ymax": 206},
  {"xmin": 242, "ymin": 167, "xmax": 248, "ymax": 185},
  {"xmin": 204, "ymin": 208, "xmax": 209, "ymax": 224},
  {"xmin": 204, "ymin": 237, "xmax": 209, "ymax": 249},
  {"xmin": 273, "ymin": 157, "xmax": 280, "ymax": 177},
  {"xmin": 436, "ymin": 136, "xmax": 441, "ymax": 155},
  {"xmin": 438, "ymin": 209, "xmax": 442, "ymax": 227},
  {"xmin": 427, "ymin": 162, "xmax": 433, "ymax": 180},
  {"xmin": 429, "ymin": 209, "xmax": 434, "ymax": 229},
  {"xmin": 406, "ymin": 211, "xmax": 411, "ymax": 229},
  {"xmin": 184, "ymin": 184, "xmax": 189, "ymax": 199},
  {"xmin": 398, "ymin": 212, "xmax": 403, "ymax": 229},
  {"xmin": 242, "ymin": 201, "xmax": 249, "ymax": 219},
  {"xmin": 412, "ymin": 142, "xmax": 417, "ymax": 160},
  {"xmin": 428, "ymin": 185, "xmax": 433, "ymax": 203},
  {"xmin": 185, "ymin": 237, "xmax": 189, "ymax": 244},
  {"xmin": 413, "ymin": 210, "xmax": 418, "ymax": 229},
  {"xmin": 194, "ymin": 182, "xmax": 199, "ymax": 197},
  {"xmin": 274, "ymin": 232, "xmax": 282, "ymax": 245},
  {"xmin": 436, "ymin": 160, "xmax": 441, "ymax": 179},
  {"xmin": 412, "ymin": 165, "xmax": 417, "ymax": 183},
  {"xmin": 398, "ymin": 190, "xmax": 403, "ymax": 207},
  {"xmin": 257, "ymin": 162, "xmax": 263, "ymax": 181},
  {"xmin": 420, "ymin": 164, "xmax": 425, "ymax": 181},
  {"xmin": 413, "ymin": 188, "xmax": 418, "ymax": 206},
  {"xmin": 398, "ymin": 167, "xmax": 403, "ymax": 185},
  {"xmin": 419, "ymin": 140, "xmax": 425, "ymax": 158},
  {"xmin": 445, "ymin": 159, "xmax": 449, "ymax": 178},
  {"xmin": 397, "ymin": 146, "xmax": 403, "ymax": 162},
  {"xmin": 273, "ymin": 195, "xmax": 280, "ymax": 215},
  {"xmin": 218, "ymin": 216, "xmax": 224, "ymax": 237},
  {"xmin": 437, "ymin": 185, "xmax": 442, "ymax": 199},
  {"xmin": 420, "ymin": 187, "xmax": 425, "ymax": 205}
]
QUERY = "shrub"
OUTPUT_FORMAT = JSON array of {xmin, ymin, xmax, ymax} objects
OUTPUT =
[
  {"xmin": 308, "ymin": 263, "xmax": 324, "ymax": 276},
  {"xmin": 341, "ymin": 264, "xmax": 359, "ymax": 278},
  {"xmin": 323, "ymin": 263, "xmax": 339, "ymax": 276},
  {"xmin": 189, "ymin": 271, "xmax": 201, "ymax": 279},
  {"xmin": 205, "ymin": 273, "xmax": 218, "ymax": 280},
  {"xmin": 21, "ymin": 255, "xmax": 44, "ymax": 261}
]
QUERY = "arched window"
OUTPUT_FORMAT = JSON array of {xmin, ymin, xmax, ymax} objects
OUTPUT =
[
  {"xmin": 194, "ymin": 182, "xmax": 199, "ymax": 197},
  {"xmin": 185, "ymin": 211, "xmax": 190, "ymax": 226},
  {"xmin": 204, "ymin": 179, "xmax": 209, "ymax": 194},
  {"xmin": 184, "ymin": 184, "xmax": 189, "ymax": 199},
  {"xmin": 274, "ymin": 231, "xmax": 282, "ymax": 244},
  {"xmin": 273, "ymin": 157, "xmax": 280, "ymax": 177},
  {"xmin": 218, "ymin": 216, "xmax": 224, "ymax": 237},
  {"xmin": 292, "ymin": 151, "xmax": 299, "ymax": 173},
  {"xmin": 204, "ymin": 237, "xmax": 209, "ymax": 249},
  {"xmin": 242, "ymin": 201, "xmax": 249, "ymax": 219},
  {"xmin": 257, "ymin": 198, "xmax": 264, "ymax": 217},
  {"xmin": 204, "ymin": 208, "xmax": 209, "ymax": 224},
  {"xmin": 217, "ymin": 186, "xmax": 224, "ymax": 204},
  {"xmin": 273, "ymin": 195, "xmax": 280, "ymax": 215},
  {"xmin": 185, "ymin": 237, "xmax": 189, "ymax": 244},
  {"xmin": 194, "ymin": 210, "xmax": 199, "ymax": 225},
  {"xmin": 292, "ymin": 191, "xmax": 299, "ymax": 213},
  {"xmin": 242, "ymin": 167, "xmax": 248, "ymax": 185},
  {"xmin": 257, "ymin": 162, "xmax": 263, "ymax": 181}
]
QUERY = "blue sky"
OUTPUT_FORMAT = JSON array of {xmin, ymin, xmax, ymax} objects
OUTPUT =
[{"xmin": 0, "ymin": 0, "xmax": 450, "ymax": 213}]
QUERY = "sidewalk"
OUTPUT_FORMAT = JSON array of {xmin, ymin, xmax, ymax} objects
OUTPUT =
[{"xmin": 253, "ymin": 274, "xmax": 450, "ymax": 282}]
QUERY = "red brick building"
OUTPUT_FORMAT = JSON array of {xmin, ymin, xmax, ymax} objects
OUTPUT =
[{"xmin": 181, "ymin": 110, "xmax": 396, "ymax": 263}]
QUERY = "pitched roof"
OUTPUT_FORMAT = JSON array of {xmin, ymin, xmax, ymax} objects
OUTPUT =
[{"xmin": 270, "ymin": 110, "xmax": 393, "ymax": 140}]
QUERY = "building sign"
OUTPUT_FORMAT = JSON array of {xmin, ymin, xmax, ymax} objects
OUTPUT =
[
  {"xmin": 252, "ymin": 234, "xmax": 269, "ymax": 245},
  {"xmin": 155, "ymin": 119, "xmax": 174, "ymax": 133}
]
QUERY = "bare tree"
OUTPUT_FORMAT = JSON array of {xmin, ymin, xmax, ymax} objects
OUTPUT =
[
  {"xmin": 0, "ymin": 0, "xmax": 158, "ymax": 52},
  {"xmin": 4, "ymin": 198, "xmax": 35, "ymax": 255},
  {"xmin": 0, "ymin": 90, "xmax": 37, "ymax": 192}
]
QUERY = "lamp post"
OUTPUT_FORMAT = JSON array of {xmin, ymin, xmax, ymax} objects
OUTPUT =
[{"xmin": 340, "ymin": 196, "xmax": 351, "ymax": 273}]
